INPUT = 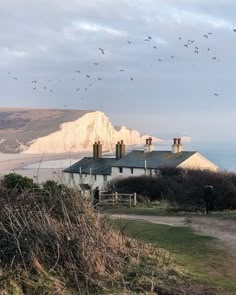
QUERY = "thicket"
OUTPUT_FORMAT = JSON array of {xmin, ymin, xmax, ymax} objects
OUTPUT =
[
  {"xmin": 0, "ymin": 173, "xmax": 180, "ymax": 294},
  {"xmin": 104, "ymin": 168, "xmax": 236, "ymax": 211}
]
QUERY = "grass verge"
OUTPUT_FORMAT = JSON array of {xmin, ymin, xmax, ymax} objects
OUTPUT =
[
  {"xmin": 114, "ymin": 218, "xmax": 236, "ymax": 293},
  {"xmin": 105, "ymin": 206, "xmax": 236, "ymax": 219}
]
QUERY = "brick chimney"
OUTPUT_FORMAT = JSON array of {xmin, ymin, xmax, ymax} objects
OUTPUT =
[
  {"xmin": 116, "ymin": 140, "xmax": 126, "ymax": 159},
  {"xmin": 93, "ymin": 141, "xmax": 102, "ymax": 159},
  {"xmin": 172, "ymin": 138, "xmax": 178, "ymax": 154},
  {"xmin": 144, "ymin": 137, "xmax": 154, "ymax": 153},
  {"xmin": 172, "ymin": 137, "xmax": 183, "ymax": 153},
  {"xmin": 177, "ymin": 137, "xmax": 183, "ymax": 153}
]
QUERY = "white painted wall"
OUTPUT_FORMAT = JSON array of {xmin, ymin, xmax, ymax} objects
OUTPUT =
[
  {"xmin": 179, "ymin": 153, "xmax": 218, "ymax": 171},
  {"xmin": 63, "ymin": 172, "xmax": 112, "ymax": 190},
  {"xmin": 111, "ymin": 167, "xmax": 155, "ymax": 178}
]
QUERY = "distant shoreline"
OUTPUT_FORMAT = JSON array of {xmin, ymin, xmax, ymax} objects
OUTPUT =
[{"xmin": 0, "ymin": 152, "xmax": 88, "ymax": 183}]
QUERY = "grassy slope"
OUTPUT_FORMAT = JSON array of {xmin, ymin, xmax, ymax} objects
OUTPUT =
[
  {"xmin": 106, "ymin": 207, "xmax": 236, "ymax": 218},
  {"xmin": 115, "ymin": 219, "xmax": 236, "ymax": 292}
]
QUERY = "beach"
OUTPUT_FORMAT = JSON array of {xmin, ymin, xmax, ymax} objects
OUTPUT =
[{"xmin": 0, "ymin": 152, "xmax": 87, "ymax": 184}]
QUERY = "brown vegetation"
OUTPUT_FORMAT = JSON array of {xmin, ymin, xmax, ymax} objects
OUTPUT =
[{"xmin": 0, "ymin": 174, "xmax": 181, "ymax": 294}]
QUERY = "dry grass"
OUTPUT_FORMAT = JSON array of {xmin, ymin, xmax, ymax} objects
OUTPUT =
[{"xmin": 0, "ymin": 183, "xmax": 181, "ymax": 294}]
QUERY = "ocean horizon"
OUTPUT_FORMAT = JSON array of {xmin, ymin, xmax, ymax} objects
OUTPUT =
[{"xmin": 152, "ymin": 141, "xmax": 236, "ymax": 172}]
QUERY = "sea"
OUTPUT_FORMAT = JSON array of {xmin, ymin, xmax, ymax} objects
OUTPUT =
[
  {"xmin": 153, "ymin": 141, "xmax": 236, "ymax": 172},
  {"xmin": 23, "ymin": 141, "xmax": 236, "ymax": 173}
]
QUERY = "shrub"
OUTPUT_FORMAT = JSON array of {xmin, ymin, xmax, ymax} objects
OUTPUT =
[
  {"xmin": 1, "ymin": 173, "xmax": 39, "ymax": 193},
  {"xmin": 106, "ymin": 168, "xmax": 236, "ymax": 211}
]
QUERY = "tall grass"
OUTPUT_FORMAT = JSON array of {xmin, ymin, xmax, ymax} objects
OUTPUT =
[{"xmin": 0, "ymin": 176, "xmax": 180, "ymax": 294}]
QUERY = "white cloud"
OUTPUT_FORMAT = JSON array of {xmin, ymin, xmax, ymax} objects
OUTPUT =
[
  {"xmin": 0, "ymin": 47, "xmax": 28, "ymax": 58},
  {"xmin": 170, "ymin": 8, "xmax": 233, "ymax": 29},
  {"xmin": 72, "ymin": 21, "xmax": 128, "ymax": 37}
]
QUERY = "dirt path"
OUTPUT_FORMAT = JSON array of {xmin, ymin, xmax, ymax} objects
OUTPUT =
[{"xmin": 112, "ymin": 214, "xmax": 236, "ymax": 257}]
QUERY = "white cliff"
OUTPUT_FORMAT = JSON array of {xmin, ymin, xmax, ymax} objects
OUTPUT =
[{"xmin": 24, "ymin": 111, "xmax": 162, "ymax": 153}]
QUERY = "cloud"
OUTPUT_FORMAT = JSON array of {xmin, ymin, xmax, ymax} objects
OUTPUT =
[
  {"xmin": 0, "ymin": 47, "xmax": 28, "ymax": 58},
  {"xmin": 73, "ymin": 21, "xmax": 127, "ymax": 37}
]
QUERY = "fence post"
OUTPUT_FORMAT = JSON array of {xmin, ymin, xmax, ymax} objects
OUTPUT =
[
  {"xmin": 112, "ymin": 193, "xmax": 115, "ymax": 206},
  {"xmin": 134, "ymin": 193, "xmax": 137, "ymax": 207},
  {"xmin": 115, "ymin": 192, "xmax": 118, "ymax": 204},
  {"xmin": 129, "ymin": 194, "xmax": 132, "ymax": 207}
]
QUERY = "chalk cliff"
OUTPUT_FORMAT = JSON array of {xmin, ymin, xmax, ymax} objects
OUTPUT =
[{"xmin": 24, "ymin": 111, "xmax": 161, "ymax": 153}]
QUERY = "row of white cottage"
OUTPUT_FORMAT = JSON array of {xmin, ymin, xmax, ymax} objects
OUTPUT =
[{"xmin": 63, "ymin": 137, "xmax": 218, "ymax": 190}]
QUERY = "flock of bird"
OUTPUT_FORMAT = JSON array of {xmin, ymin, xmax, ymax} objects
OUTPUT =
[{"xmin": 5, "ymin": 27, "xmax": 236, "ymax": 103}]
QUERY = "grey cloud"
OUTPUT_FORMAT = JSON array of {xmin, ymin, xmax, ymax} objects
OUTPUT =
[{"xmin": 1, "ymin": 0, "xmax": 236, "ymax": 141}]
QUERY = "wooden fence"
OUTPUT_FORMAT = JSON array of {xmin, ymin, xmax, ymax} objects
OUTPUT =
[{"xmin": 99, "ymin": 192, "xmax": 137, "ymax": 207}]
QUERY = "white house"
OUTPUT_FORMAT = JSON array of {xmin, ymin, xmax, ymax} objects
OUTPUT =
[{"xmin": 63, "ymin": 138, "xmax": 219, "ymax": 190}]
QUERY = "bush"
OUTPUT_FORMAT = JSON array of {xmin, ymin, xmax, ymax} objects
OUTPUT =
[
  {"xmin": 106, "ymin": 168, "xmax": 236, "ymax": 211},
  {"xmin": 2, "ymin": 173, "xmax": 39, "ymax": 193}
]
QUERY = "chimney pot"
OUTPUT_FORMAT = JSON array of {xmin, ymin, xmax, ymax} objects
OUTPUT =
[
  {"xmin": 121, "ymin": 140, "xmax": 124, "ymax": 144},
  {"xmin": 173, "ymin": 138, "xmax": 177, "ymax": 145},
  {"xmin": 177, "ymin": 138, "xmax": 181, "ymax": 145}
]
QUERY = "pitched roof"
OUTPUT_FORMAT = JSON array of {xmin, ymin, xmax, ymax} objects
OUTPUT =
[
  {"xmin": 111, "ymin": 150, "xmax": 197, "ymax": 169},
  {"xmin": 63, "ymin": 157, "xmax": 117, "ymax": 175}
]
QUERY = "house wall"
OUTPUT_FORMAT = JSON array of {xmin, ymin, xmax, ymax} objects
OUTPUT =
[
  {"xmin": 178, "ymin": 153, "xmax": 218, "ymax": 172},
  {"xmin": 63, "ymin": 173, "xmax": 112, "ymax": 190},
  {"xmin": 111, "ymin": 167, "xmax": 155, "ymax": 178}
]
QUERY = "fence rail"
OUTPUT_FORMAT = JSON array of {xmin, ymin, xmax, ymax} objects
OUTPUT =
[{"xmin": 100, "ymin": 192, "xmax": 137, "ymax": 207}]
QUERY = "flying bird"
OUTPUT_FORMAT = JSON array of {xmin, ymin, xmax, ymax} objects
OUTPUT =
[
  {"xmin": 76, "ymin": 88, "xmax": 80, "ymax": 91},
  {"xmin": 159, "ymin": 58, "xmax": 162, "ymax": 62},
  {"xmin": 203, "ymin": 34, "xmax": 208, "ymax": 38},
  {"xmin": 32, "ymin": 80, "xmax": 37, "ymax": 83},
  {"xmin": 233, "ymin": 29, "xmax": 236, "ymax": 32},
  {"xmin": 98, "ymin": 48, "xmax": 104, "ymax": 55},
  {"xmin": 144, "ymin": 39, "xmax": 150, "ymax": 42},
  {"xmin": 214, "ymin": 93, "xmax": 219, "ymax": 96},
  {"xmin": 98, "ymin": 77, "xmax": 102, "ymax": 80},
  {"xmin": 130, "ymin": 77, "xmax": 133, "ymax": 80},
  {"xmin": 86, "ymin": 75, "xmax": 91, "ymax": 78},
  {"xmin": 94, "ymin": 62, "xmax": 99, "ymax": 66},
  {"xmin": 75, "ymin": 70, "xmax": 80, "ymax": 73},
  {"xmin": 127, "ymin": 40, "xmax": 133, "ymax": 44},
  {"xmin": 13, "ymin": 77, "xmax": 17, "ymax": 80},
  {"xmin": 153, "ymin": 46, "xmax": 157, "ymax": 49},
  {"xmin": 147, "ymin": 36, "xmax": 152, "ymax": 40},
  {"xmin": 33, "ymin": 87, "xmax": 36, "ymax": 90}
]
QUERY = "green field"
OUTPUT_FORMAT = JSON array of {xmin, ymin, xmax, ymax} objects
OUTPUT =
[
  {"xmin": 106, "ymin": 206, "xmax": 236, "ymax": 219},
  {"xmin": 115, "ymin": 219, "xmax": 236, "ymax": 292}
]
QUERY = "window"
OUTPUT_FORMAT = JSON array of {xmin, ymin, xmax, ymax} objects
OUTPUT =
[
  {"xmin": 119, "ymin": 167, "xmax": 123, "ymax": 173},
  {"xmin": 103, "ymin": 175, "xmax": 108, "ymax": 182},
  {"xmin": 94, "ymin": 174, "xmax": 97, "ymax": 181},
  {"xmin": 130, "ymin": 168, "xmax": 133, "ymax": 174}
]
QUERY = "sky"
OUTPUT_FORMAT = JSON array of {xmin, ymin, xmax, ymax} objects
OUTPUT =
[{"xmin": 1, "ymin": 0, "xmax": 236, "ymax": 143}]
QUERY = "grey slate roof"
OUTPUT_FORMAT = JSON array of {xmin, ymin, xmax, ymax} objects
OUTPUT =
[
  {"xmin": 111, "ymin": 150, "xmax": 197, "ymax": 169},
  {"xmin": 63, "ymin": 157, "xmax": 117, "ymax": 175},
  {"xmin": 64, "ymin": 150, "xmax": 198, "ymax": 175}
]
